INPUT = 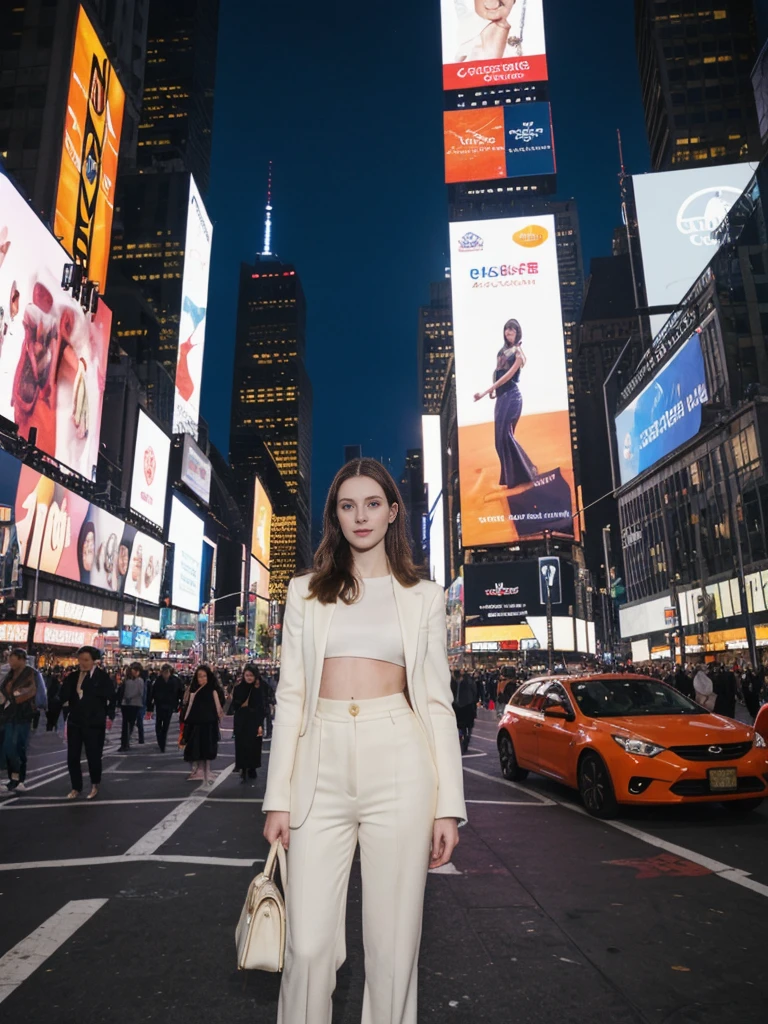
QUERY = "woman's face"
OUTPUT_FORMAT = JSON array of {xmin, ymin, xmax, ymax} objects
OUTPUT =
[
  {"xmin": 336, "ymin": 475, "xmax": 397, "ymax": 553},
  {"xmin": 81, "ymin": 530, "xmax": 95, "ymax": 572},
  {"xmin": 118, "ymin": 544, "xmax": 129, "ymax": 577},
  {"xmin": 504, "ymin": 325, "xmax": 518, "ymax": 345},
  {"xmin": 195, "ymin": 670, "xmax": 208, "ymax": 686},
  {"xmin": 243, "ymin": 670, "xmax": 256, "ymax": 685}
]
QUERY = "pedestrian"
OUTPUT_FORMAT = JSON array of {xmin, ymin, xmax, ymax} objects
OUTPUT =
[
  {"xmin": 715, "ymin": 663, "xmax": 737, "ymax": 718},
  {"xmin": 45, "ymin": 670, "xmax": 63, "ymax": 732},
  {"xmin": 693, "ymin": 664, "xmax": 716, "ymax": 711},
  {"xmin": 0, "ymin": 648, "xmax": 37, "ymax": 791},
  {"xmin": 262, "ymin": 458, "xmax": 465, "ymax": 1024},
  {"xmin": 743, "ymin": 666, "xmax": 761, "ymax": 719},
  {"xmin": 453, "ymin": 672, "xmax": 477, "ymax": 753},
  {"xmin": 231, "ymin": 663, "xmax": 266, "ymax": 783},
  {"xmin": 119, "ymin": 662, "xmax": 145, "ymax": 751},
  {"xmin": 182, "ymin": 665, "xmax": 224, "ymax": 784},
  {"xmin": 149, "ymin": 663, "xmax": 183, "ymax": 753},
  {"xmin": 59, "ymin": 646, "xmax": 116, "ymax": 801},
  {"xmin": 674, "ymin": 664, "xmax": 695, "ymax": 700}
]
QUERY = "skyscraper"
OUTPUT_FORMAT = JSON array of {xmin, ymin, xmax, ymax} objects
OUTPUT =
[
  {"xmin": 635, "ymin": 0, "xmax": 760, "ymax": 170},
  {"xmin": 418, "ymin": 279, "xmax": 454, "ymax": 415},
  {"xmin": 230, "ymin": 232, "xmax": 313, "ymax": 602}
]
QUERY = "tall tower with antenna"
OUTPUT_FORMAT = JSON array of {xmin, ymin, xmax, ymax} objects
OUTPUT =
[{"xmin": 262, "ymin": 161, "xmax": 274, "ymax": 257}]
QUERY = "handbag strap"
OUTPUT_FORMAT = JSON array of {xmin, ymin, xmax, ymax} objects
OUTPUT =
[{"xmin": 263, "ymin": 839, "xmax": 288, "ymax": 890}]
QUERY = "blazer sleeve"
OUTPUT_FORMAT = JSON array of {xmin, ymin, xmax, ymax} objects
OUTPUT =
[
  {"xmin": 424, "ymin": 586, "xmax": 468, "ymax": 827},
  {"xmin": 262, "ymin": 577, "xmax": 307, "ymax": 814}
]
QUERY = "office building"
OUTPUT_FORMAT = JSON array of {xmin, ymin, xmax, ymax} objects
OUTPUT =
[
  {"xmin": 635, "ymin": 0, "xmax": 760, "ymax": 170},
  {"xmin": 399, "ymin": 449, "xmax": 427, "ymax": 568},
  {"xmin": 418, "ymin": 279, "xmax": 454, "ymax": 415},
  {"xmin": 230, "ymin": 256, "xmax": 313, "ymax": 601}
]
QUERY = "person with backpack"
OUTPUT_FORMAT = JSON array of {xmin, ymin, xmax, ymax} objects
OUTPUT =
[{"xmin": 0, "ymin": 648, "xmax": 37, "ymax": 791}]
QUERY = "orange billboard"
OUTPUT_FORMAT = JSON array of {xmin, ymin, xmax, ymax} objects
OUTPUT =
[
  {"xmin": 54, "ymin": 5, "xmax": 125, "ymax": 290},
  {"xmin": 444, "ymin": 109, "xmax": 505, "ymax": 184}
]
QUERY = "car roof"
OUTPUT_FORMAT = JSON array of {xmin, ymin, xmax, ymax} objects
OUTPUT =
[{"xmin": 520, "ymin": 673, "xmax": 668, "ymax": 686}]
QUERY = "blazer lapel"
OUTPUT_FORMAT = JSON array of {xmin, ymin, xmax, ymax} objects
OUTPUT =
[
  {"xmin": 307, "ymin": 599, "xmax": 336, "ymax": 722},
  {"xmin": 392, "ymin": 579, "xmax": 422, "ymax": 688}
]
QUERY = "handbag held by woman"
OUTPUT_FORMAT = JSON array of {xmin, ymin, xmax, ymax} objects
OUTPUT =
[{"xmin": 235, "ymin": 839, "xmax": 288, "ymax": 972}]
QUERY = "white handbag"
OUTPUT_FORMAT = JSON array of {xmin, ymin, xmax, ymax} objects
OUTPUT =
[{"xmin": 236, "ymin": 839, "xmax": 288, "ymax": 972}]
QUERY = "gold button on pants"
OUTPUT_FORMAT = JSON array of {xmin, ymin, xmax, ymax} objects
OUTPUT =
[{"xmin": 348, "ymin": 703, "xmax": 360, "ymax": 717}]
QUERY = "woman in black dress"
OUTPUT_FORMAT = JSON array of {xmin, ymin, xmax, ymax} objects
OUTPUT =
[
  {"xmin": 182, "ymin": 665, "xmax": 224, "ymax": 785},
  {"xmin": 231, "ymin": 663, "xmax": 267, "ymax": 784}
]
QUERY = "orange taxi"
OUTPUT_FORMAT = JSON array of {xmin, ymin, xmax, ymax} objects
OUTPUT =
[{"xmin": 497, "ymin": 673, "xmax": 768, "ymax": 818}]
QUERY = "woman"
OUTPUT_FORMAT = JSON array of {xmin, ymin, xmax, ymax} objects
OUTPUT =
[
  {"xmin": 118, "ymin": 662, "xmax": 145, "ymax": 752},
  {"xmin": 474, "ymin": 318, "xmax": 537, "ymax": 489},
  {"xmin": 452, "ymin": 671, "xmax": 477, "ymax": 754},
  {"xmin": 454, "ymin": 1, "xmax": 519, "ymax": 61},
  {"xmin": 231, "ymin": 663, "xmax": 266, "ymax": 783},
  {"xmin": 263, "ymin": 458, "xmax": 466, "ymax": 1024},
  {"xmin": 182, "ymin": 665, "xmax": 224, "ymax": 784}
]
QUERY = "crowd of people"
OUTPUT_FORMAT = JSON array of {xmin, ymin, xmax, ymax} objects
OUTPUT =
[{"xmin": 0, "ymin": 646, "xmax": 277, "ymax": 797}]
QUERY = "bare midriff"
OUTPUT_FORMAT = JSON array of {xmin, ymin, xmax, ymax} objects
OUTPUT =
[{"xmin": 319, "ymin": 657, "xmax": 407, "ymax": 701}]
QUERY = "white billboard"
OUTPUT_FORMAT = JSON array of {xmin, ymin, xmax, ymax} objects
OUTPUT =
[
  {"xmin": 440, "ymin": 0, "xmax": 548, "ymax": 91},
  {"xmin": 172, "ymin": 176, "xmax": 213, "ymax": 438},
  {"xmin": 130, "ymin": 409, "xmax": 170, "ymax": 529},
  {"xmin": 168, "ymin": 495, "xmax": 204, "ymax": 612},
  {"xmin": 422, "ymin": 415, "xmax": 446, "ymax": 589},
  {"xmin": 180, "ymin": 433, "xmax": 212, "ymax": 505},
  {"xmin": 633, "ymin": 162, "xmax": 758, "ymax": 336},
  {"xmin": 122, "ymin": 530, "xmax": 165, "ymax": 606},
  {"xmin": 449, "ymin": 215, "xmax": 577, "ymax": 548}
]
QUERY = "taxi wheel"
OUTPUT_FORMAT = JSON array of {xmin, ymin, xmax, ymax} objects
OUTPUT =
[
  {"xmin": 578, "ymin": 752, "xmax": 618, "ymax": 819},
  {"xmin": 721, "ymin": 798, "xmax": 763, "ymax": 815},
  {"xmin": 498, "ymin": 732, "xmax": 528, "ymax": 781}
]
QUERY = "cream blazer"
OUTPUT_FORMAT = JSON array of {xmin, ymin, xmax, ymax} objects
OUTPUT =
[{"xmin": 262, "ymin": 574, "xmax": 468, "ymax": 830}]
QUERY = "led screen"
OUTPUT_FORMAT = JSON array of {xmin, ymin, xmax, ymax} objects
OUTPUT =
[
  {"xmin": 449, "ymin": 215, "xmax": 577, "ymax": 547},
  {"xmin": 633, "ymin": 162, "xmax": 758, "ymax": 337},
  {"xmin": 0, "ymin": 174, "xmax": 111, "ymax": 479},
  {"xmin": 464, "ymin": 559, "xmax": 574, "ymax": 625},
  {"xmin": 54, "ymin": 5, "xmax": 125, "ymax": 289},
  {"xmin": 422, "ymin": 415, "xmax": 446, "ymax": 589},
  {"xmin": 251, "ymin": 478, "xmax": 272, "ymax": 569},
  {"xmin": 444, "ymin": 102, "xmax": 555, "ymax": 184},
  {"xmin": 180, "ymin": 433, "xmax": 212, "ymax": 504},
  {"xmin": 130, "ymin": 409, "xmax": 171, "ymax": 529},
  {"xmin": 440, "ymin": 0, "xmax": 548, "ymax": 91},
  {"xmin": 0, "ymin": 448, "xmax": 164, "ymax": 603},
  {"xmin": 172, "ymin": 176, "xmax": 213, "ymax": 438},
  {"xmin": 168, "ymin": 495, "xmax": 205, "ymax": 612},
  {"xmin": 250, "ymin": 555, "xmax": 270, "ymax": 602},
  {"xmin": 614, "ymin": 333, "xmax": 709, "ymax": 486}
]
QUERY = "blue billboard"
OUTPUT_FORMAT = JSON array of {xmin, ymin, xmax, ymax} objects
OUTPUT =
[
  {"xmin": 615, "ymin": 333, "xmax": 709, "ymax": 486},
  {"xmin": 504, "ymin": 102, "xmax": 555, "ymax": 179}
]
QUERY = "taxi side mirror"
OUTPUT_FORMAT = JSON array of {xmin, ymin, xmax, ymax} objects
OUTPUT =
[{"xmin": 543, "ymin": 703, "xmax": 575, "ymax": 722}]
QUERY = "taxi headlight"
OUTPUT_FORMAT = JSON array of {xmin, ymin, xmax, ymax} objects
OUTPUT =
[
  {"xmin": 755, "ymin": 732, "xmax": 766, "ymax": 749},
  {"xmin": 612, "ymin": 734, "xmax": 665, "ymax": 758}
]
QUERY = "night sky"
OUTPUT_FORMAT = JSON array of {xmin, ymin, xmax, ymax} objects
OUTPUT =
[{"xmin": 202, "ymin": 1, "xmax": 652, "ymax": 528}]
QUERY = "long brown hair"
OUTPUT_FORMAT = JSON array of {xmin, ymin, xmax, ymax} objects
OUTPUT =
[{"xmin": 307, "ymin": 458, "xmax": 422, "ymax": 605}]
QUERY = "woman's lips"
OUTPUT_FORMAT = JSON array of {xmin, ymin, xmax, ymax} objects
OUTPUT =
[{"xmin": 354, "ymin": 529, "xmax": 372, "ymax": 536}]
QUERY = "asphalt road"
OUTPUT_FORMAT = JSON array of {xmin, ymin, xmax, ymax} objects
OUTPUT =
[{"xmin": 1, "ymin": 710, "xmax": 767, "ymax": 1024}]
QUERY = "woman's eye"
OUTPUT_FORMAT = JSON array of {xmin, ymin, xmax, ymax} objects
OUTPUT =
[{"xmin": 369, "ymin": 501, "xmax": 380, "ymax": 508}]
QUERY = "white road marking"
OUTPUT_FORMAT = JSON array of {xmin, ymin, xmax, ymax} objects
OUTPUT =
[
  {"xmin": 0, "ymin": 796, "xmax": 266, "ymax": 810},
  {"xmin": 0, "ymin": 899, "xmax": 108, "ymax": 1005},
  {"xmin": 465, "ymin": 799, "xmax": 547, "ymax": 806},
  {"xmin": 428, "ymin": 862, "xmax": 462, "ymax": 876},
  {"xmin": 0, "ymin": 854, "xmax": 260, "ymax": 872},
  {"xmin": 123, "ymin": 763, "xmax": 236, "ymax": 857},
  {"xmin": 462, "ymin": 766, "xmax": 556, "ymax": 806},
  {"xmin": 461, "ymin": 752, "xmax": 488, "ymax": 759}
]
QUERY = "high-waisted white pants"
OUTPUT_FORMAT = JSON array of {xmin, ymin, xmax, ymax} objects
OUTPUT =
[{"xmin": 277, "ymin": 691, "xmax": 439, "ymax": 1024}]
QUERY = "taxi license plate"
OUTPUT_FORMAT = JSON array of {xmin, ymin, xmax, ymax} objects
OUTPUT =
[{"xmin": 708, "ymin": 768, "xmax": 738, "ymax": 792}]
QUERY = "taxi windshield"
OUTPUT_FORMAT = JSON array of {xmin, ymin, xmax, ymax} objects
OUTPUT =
[{"xmin": 569, "ymin": 678, "xmax": 706, "ymax": 718}]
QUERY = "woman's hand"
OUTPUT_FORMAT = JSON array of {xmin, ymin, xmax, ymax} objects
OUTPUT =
[
  {"xmin": 264, "ymin": 810, "xmax": 291, "ymax": 850},
  {"xmin": 475, "ymin": 0, "xmax": 515, "ymax": 21},
  {"xmin": 257, "ymin": 726, "xmax": 263, "ymax": 737},
  {"xmin": 430, "ymin": 817, "xmax": 459, "ymax": 869}
]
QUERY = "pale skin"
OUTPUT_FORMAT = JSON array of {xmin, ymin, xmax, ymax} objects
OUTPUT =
[
  {"xmin": 473, "ymin": 0, "xmax": 515, "ymax": 60},
  {"xmin": 474, "ymin": 323, "xmax": 525, "ymax": 402},
  {"xmin": 264, "ymin": 475, "xmax": 459, "ymax": 869}
]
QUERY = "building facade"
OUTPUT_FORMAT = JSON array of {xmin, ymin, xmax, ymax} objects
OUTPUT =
[{"xmin": 418, "ymin": 279, "xmax": 454, "ymax": 415}]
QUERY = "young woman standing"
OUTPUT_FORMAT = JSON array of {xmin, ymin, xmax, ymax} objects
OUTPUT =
[
  {"xmin": 263, "ymin": 458, "xmax": 467, "ymax": 1024},
  {"xmin": 231, "ymin": 663, "xmax": 266, "ymax": 783},
  {"xmin": 182, "ymin": 665, "xmax": 224, "ymax": 784}
]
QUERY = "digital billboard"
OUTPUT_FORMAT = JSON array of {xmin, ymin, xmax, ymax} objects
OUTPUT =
[
  {"xmin": 465, "ymin": 559, "xmax": 574, "ymax": 626},
  {"xmin": 444, "ymin": 102, "xmax": 555, "ymax": 184},
  {"xmin": 180, "ymin": 434, "xmax": 212, "ymax": 504},
  {"xmin": 0, "ymin": 448, "xmax": 164, "ymax": 603},
  {"xmin": 172, "ymin": 176, "xmax": 213, "ymax": 438},
  {"xmin": 633, "ymin": 162, "xmax": 758, "ymax": 337},
  {"xmin": 449, "ymin": 215, "xmax": 577, "ymax": 547},
  {"xmin": 422, "ymin": 414, "xmax": 446, "ymax": 589},
  {"xmin": 615, "ymin": 332, "xmax": 709, "ymax": 486},
  {"xmin": 250, "ymin": 555, "xmax": 271, "ymax": 602},
  {"xmin": 168, "ymin": 495, "xmax": 205, "ymax": 612},
  {"xmin": 441, "ymin": 0, "xmax": 548, "ymax": 91},
  {"xmin": 130, "ymin": 409, "xmax": 171, "ymax": 529},
  {"xmin": 251, "ymin": 478, "xmax": 272, "ymax": 569},
  {"xmin": 54, "ymin": 5, "xmax": 125, "ymax": 290},
  {"xmin": 0, "ymin": 174, "xmax": 111, "ymax": 480}
]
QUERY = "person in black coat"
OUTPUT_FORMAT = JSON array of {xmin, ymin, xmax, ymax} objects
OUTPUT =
[
  {"xmin": 714, "ymin": 664, "xmax": 737, "ymax": 718},
  {"xmin": 231, "ymin": 664, "xmax": 267, "ymax": 783},
  {"xmin": 182, "ymin": 665, "xmax": 224, "ymax": 785},
  {"xmin": 149, "ymin": 663, "xmax": 183, "ymax": 752},
  {"xmin": 59, "ymin": 646, "xmax": 116, "ymax": 800}
]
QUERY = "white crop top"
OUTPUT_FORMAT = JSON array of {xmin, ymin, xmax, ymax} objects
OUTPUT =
[{"xmin": 324, "ymin": 576, "xmax": 406, "ymax": 668}]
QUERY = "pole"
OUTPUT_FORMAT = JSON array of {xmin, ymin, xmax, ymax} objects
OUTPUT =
[
  {"xmin": 545, "ymin": 530, "xmax": 554, "ymax": 674},
  {"xmin": 26, "ymin": 561, "xmax": 40, "ymax": 656}
]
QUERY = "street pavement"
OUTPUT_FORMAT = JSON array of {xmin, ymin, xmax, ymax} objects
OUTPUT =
[{"xmin": 1, "ymin": 710, "xmax": 767, "ymax": 1024}]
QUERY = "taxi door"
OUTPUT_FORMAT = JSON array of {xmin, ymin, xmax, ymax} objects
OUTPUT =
[{"xmin": 535, "ymin": 682, "xmax": 578, "ymax": 782}]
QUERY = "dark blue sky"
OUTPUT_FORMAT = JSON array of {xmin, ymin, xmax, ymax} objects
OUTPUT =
[{"xmin": 202, "ymin": 1, "xmax": 651, "ymax": 524}]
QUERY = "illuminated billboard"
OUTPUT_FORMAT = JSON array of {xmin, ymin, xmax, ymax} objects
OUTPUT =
[
  {"xmin": 251, "ymin": 478, "xmax": 272, "ymax": 569},
  {"xmin": 440, "ymin": 0, "xmax": 548, "ymax": 91},
  {"xmin": 0, "ymin": 175, "xmax": 111, "ymax": 480},
  {"xmin": 444, "ymin": 102, "xmax": 555, "ymax": 184},
  {"xmin": 615, "ymin": 333, "xmax": 709, "ymax": 486},
  {"xmin": 0, "ymin": 448, "xmax": 164, "ymax": 603},
  {"xmin": 172, "ymin": 176, "xmax": 213, "ymax": 438},
  {"xmin": 465, "ymin": 559, "xmax": 574, "ymax": 625},
  {"xmin": 422, "ymin": 415, "xmax": 446, "ymax": 589},
  {"xmin": 449, "ymin": 215, "xmax": 576, "ymax": 547},
  {"xmin": 168, "ymin": 495, "xmax": 205, "ymax": 612},
  {"xmin": 180, "ymin": 434, "xmax": 212, "ymax": 504},
  {"xmin": 633, "ymin": 162, "xmax": 758, "ymax": 337},
  {"xmin": 54, "ymin": 5, "xmax": 125, "ymax": 290},
  {"xmin": 130, "ymin": 410, "xmax": 171, "ymax": 529},
  {"xmin": 250, "ymin": 555, "xmax": 271, "ymax": 602}
]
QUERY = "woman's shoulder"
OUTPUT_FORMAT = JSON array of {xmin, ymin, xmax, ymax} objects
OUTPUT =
[
  {"xmin": 409, "ymin": 577, "xmax": 445, "ymax": 603},
  {"xmin": 288, "ymin": 573, "xmax": 313, "ymax": 599}
]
